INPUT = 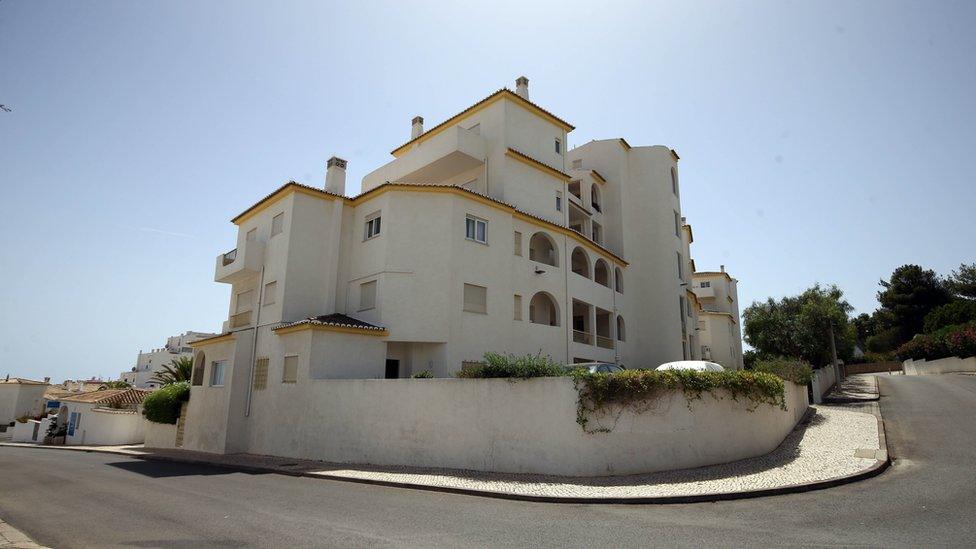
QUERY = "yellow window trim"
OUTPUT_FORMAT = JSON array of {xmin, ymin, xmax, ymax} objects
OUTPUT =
[{"xmin": 505, "ymin": 148, "xmax": 571, "ymax": 182}]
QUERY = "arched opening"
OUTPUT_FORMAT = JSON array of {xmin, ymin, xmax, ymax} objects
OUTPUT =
[
  {"xmin": 571, "ymin": 247, "xmax": 591, "ymax": 279},
  {"xmin": 529, "ymin": 292, "xmax": 560, "ymax": 326},
  {"xmin": 528, "ymin": 232, "xmax": 558, "ymax": 267},
  {"xmin": 614, "ymin": 267, "xmax": 624, "ymax": 293},
  {"xmin": 591, "ymin": 184, "xmax": 601, "ymax": 212},
  {"xmin": 616, "ymin": 316, "xmax": 626, "ymax": 341},
  {"xmin": 191, "ymin": 351, "xmax": 206, "ymax": 386},
  {"xmin": 594, "ymin": 259, "xmax": 610, "ymax": 287}
]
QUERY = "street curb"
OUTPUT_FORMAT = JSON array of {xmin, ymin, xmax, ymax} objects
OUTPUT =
[{"xmin": 0, "ymin": 404, "xmax": 891, "ymax": 505}]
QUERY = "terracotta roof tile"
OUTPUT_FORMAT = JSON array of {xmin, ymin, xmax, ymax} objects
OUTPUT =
[
  {"xmin": 273, "ymin": 314, "xmax": 386, "ymax": 333},
  {"xmin": 60, "ymin": 388, "xmax": 149, "ymax": 406}
]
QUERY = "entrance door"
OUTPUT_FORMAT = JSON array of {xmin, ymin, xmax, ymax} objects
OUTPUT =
[{"xmin": 385, "ymin": 359, "xmax": 400, "ymax": 379}]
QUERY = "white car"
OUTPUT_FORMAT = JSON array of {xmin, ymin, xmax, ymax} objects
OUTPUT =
[{"xmin": 655, "ymin": 360, "xmax": 725, "ymax": 372}]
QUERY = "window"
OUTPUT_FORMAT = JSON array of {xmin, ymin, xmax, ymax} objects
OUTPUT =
[
  {"xmin": 591, "ymin": 185, "xmax": 601, "ymax": 212},
  {"xmin": 246, "ymin": 228, "xmax": 257, "ymax": 242},
  {"xmin": 616, "ymin": 316, "xmax": 626, "ymax": 341},
  {"xmin": 615, "ymin": 267, "xmax": 624, "ymax": 293},
  {"xmin": 359, "ymin": 280, "xmax": 377, "ymax": 311},
  {"xmin": 674, "ymin": 210, "xmax": 681, "ymax": 237},
  {"xmin": 514, "ymin": 294, "xmax": 523, "ymax": 320},
  {"xmin": 671, "ymin": 167, "xmax": 679, "ymax": 196},
  {"xmin": 253, "ymin": 358, "xmax": 269, "ymax": 390},
  {"xmin": 514, "ymin": 231, "xmax": 523, "ymax": 256},
  {"xmin": 210, "ymin": 360, "xmax": 226, "ymax": 387},
  {"xmin": 569, "ymin": 180, "xmax": 581, "ymax": 199},
  {"xmin": 529, "ymin": 292, "xmax": 560, "ymax": 326},
  {"xmin": 364, "ymin": 212, "xmax": 382, "ymax": 240},
  {"xmin": 463, "ymin": 283, "xmax": 487, "ymax": 314},
  {"xmin": 263, "ymin": 281, "xmax": 277, "ymax": 306},
  {"xmin": 572, "ymin": 159, "xmax": 582, "ymax": 170},
  {"xmin": 677, "ymin": 252, "xmax": 684, "ymax": 280},
  {"xmin": 282, "ymin": 355, "xmax": 298, "ymax": 383},
  {"xmin": 236, "ymin": 290, "xmax": 253, "ymax": 314},
  {"xmin": 271, "ymin": 213, "xmax": 284, "ymax": 236},
  {"xmin": 555, "ymin": 138, "xmax": 562, "ymax": 155},
  {"xmin": 556, "ymin": 191, "xmax": 563, "ymax": 212},
  {"xmin": 700, "ymin": 281, "xmax": 711, "ymax": 288},
  {"xmin": 592, "ymin": 222, "xmax": 602, "ymax": 245},
  {"xmin": 465, "ymin": 215, "xmax": 487, "ymax": 244}
]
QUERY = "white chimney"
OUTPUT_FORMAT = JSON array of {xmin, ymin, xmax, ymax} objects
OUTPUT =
[
  {"xmin": 515, "ymin": 76, "xmax": 529, "ymax": 100},
  {"xmin": 325, "ymin": 156, "xmax": 347, "ymax": 196},
  {"xmin": 411, "ymin": 116, "xmax": 424, "ymax": 139},
  {"xmin": 720, "ymin": 265, "xmax": 726, "ymax": 273}
]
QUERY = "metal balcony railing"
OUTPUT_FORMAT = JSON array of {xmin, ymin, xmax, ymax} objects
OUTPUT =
[
  {"xmin": 596, "ymin": 335, "xmax": 615, "ymax": 349},
  {"xmin": 222, "ymin": 249, "xmax": 238, "ymax": 266}
]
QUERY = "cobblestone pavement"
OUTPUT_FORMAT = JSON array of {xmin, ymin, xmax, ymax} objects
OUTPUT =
[
  {"xmin": 0, "ymin": 519, "xmax": 47, "ymax": 548},
  {"xmin": 0, "ymin": 403, "xmax": 882, "ymax": 500}
]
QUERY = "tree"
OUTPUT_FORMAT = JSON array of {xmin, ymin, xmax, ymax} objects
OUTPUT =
[
  {"xmin": 923, "ymin": 300, "xmax": 976, "ymax": 333},
  {"xmin": 103, "ymin": 380, "xmax": 131, "ymax": 389},
  {"xmin": 947, "ymin": 263, "xmax": 976, "ymax": 301},
  {"xmin": 150, "ymin": 356, "xmax": 194, "ymax": 385},
  {"xmin": 877, "ymin": 265, "xmax": 952, "ymax": 344},
  {"xmin": 743, "ymin": 284, "xmax": 855, "ymax": 368}
]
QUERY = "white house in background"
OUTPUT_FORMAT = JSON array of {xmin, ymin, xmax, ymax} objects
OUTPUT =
[
  {"xmin": 692, "ymin": 267, "xmax": 745, "ymax": 369},
  {"xmin": 0, "ymin": 377, "xmax": 49, "ymax": 427},
  {"xmin": 184, "ymin": 78, "xmax": 742, "ymax": 452},
  {"xmin": 56, "ymin": 388, "xmax": 148, "ymax": 446},
  {"xmin": 120, "ymin": 331, "xmax": 218, "ymax": 389}
]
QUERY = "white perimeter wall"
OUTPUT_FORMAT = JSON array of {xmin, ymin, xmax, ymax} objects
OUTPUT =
[
  {"xmin": 903, "ymin": 356, "xmax": 976, "ymax": 375},
  {"xmin": 810, "ymin": 366, "xmax": 837, "ymax": 404},
  {"xmin": 63, "ymin": 403, "xmax": 145, "ymax": 446},
  {"xmin": 192, "ymin": 377, "xmax": 808, "ymax": 476},
  {"xmin": 144, "ymin": 420, "xmax": 178, "ymax": 449}
]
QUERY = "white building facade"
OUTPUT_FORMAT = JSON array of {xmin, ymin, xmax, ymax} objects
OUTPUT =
[
  {"xmin": 692, "ymin": 267, "xmax": 745, "ymax": 369},
  {"xmin": 186, "ymin": 79, "xmax": 741, "ymax": 453},
  {"xmin": 120, "ymin": 331, "xmax": 217, "ymax": 389}
]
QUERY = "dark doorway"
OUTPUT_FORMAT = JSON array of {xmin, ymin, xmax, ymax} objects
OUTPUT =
[{"xmin": 385, "ymin": 359, "xmax": 400, "ymax": 379}]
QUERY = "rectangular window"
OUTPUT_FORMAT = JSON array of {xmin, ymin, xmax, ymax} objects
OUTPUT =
[
  {"xmin": 465, "ymin": 215, "xmax": 487, "ymax": 244},
  {"xmin": 514, "ymin": 231, "xmax": 523, "ymax": 256},
  {"xmin": 236, "ymin": 290, "xmax": 253, "ymax": 314},
  {"xmin": 359, "ymin": 280, "xmax": 377, "ymax": 311},
  {"xmin": 253, "ymin": 358, "xmax": 269, "ymax": 390},
  {"xmin": 674, "ymin": 210, "xmax": 681, "ymax": 237},
  {"xmin": 210, "ymin": 360, "xmax": 226, "ymax": 387},
  {"xmin": 556, "ymin": 191, "xmax": 563, "ymax": 212},
  {"xmin": 282, "ymin": 355, "xmax": 298, "ymax": 383},
  {"xmin": 514, "ymin": 294, "xmax": 523, "ymax": 321},
  {"xmin": 677, "ymin": 252, "xmax": 683, "ymax": 280},
  {"xmin": 555, "ymin": 138, "xmax": 562, "ymax": 155},
  {"xmin": 463, "ymin": 283, "xmax": 487, "ymax": 314},
  {"xmin": 263, "ymin": 281, "xmax": 277, "ymax": 306},
  {"xmin": 364, "ymin": 212, "xmax": 382, "ymax": 240},
  {"xmin": 271, "ymin": 213, "xmax": 284, "ymax": 236},
  {"xmin": 700, "ymin": 281, "xmax": 711, "ymax": 288}
]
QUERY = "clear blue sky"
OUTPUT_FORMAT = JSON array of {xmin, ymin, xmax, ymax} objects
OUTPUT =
[{"xmin": 1, "ymin": 1, "xmax": 973, "ymax": 382}]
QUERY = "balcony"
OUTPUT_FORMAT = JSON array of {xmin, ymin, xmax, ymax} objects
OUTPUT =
[
  {"xmin": 693, "ymin": 285, "xmax": 716, "ymax": 299},
  {"xmin": 361, "ymin": 125, "xmax": 487, "ymax": 189},
  {"xmin": 214, "ymin": 240, "xmax": 265, "ymax": 284},
  {"xmin": 573, "ymin": 330, "xmax": 593, "ymax": 345},
  {"xmin": 596, "ymin": 335, "xmax": 614, "ymax": 350},
  {"xmin": 228, "ymin": 311, "xmax": 251, "ymax": 330}
]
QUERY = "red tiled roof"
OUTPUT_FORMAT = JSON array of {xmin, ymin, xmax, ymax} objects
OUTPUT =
[
  {"xmin": 273, "ymin": 314, "xmax": 386, "ymax": 333},
  {"xmin": 60, "ymin": 388, "xmax": 149, "ymax": 406}
]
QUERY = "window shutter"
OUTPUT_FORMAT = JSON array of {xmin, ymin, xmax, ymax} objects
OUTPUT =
[
  {"xmin": 514, "ymin": 231, "xmax": 522, "ymax": 256},
  {"xmin": 282, "ymin": 356, "xmax": 298, "ymax": 383},
  {"xmin": 463, "ymin": 284, "xmax": 487, "ymax": 314},
  {"xmin": 359, "ymin": 280, "xmax": 377, "ymax": 310},
  {"xmin": 271, "ymin": 213, "xmax": 284, "ymax": 236}
]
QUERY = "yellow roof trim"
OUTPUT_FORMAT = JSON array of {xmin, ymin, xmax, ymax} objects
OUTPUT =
[
  {"xmin": 391, "ymin": 89, "xmax": 574, "ymax": 158},
  {"xmin": 590, "ymin": 170, "xmax": 607, "ymax": 184},
  {"xmin": 232, "ymin": 182, "xmax": 346, "ymax": 226},
  {"xmin": 274, "ymin": 323, "xmax": 389, "ymax": 337},
  {"xmin": 694, "ymin": 271, "xmax": 734, "ymax": 282},
  {"xmin": 188, "ymin": 333, "xmax": 235, "ymax": 347},
  {"xmin": 505, "ymin": 148, "xmax": 571, "ymax": 182}
]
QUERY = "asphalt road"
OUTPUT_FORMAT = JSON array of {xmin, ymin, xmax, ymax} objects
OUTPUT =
[{"xmin": 2, "ymin": 374, "xmax": 975, "ymax": 548}]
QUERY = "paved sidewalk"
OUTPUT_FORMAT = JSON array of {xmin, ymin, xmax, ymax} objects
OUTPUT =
[
  {"xmin": 0, "ymin": 519, "xmax": 46, "ymax": 548},
  {"xmin": 0, "ymin": 403, "xmax": 886, "ymax": 503},
  {"xmin": 824, "ymin": 373, "xmax": 881, "ymax": 403}
]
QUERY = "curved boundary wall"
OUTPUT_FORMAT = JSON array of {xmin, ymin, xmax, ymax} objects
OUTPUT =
[
  {"xmin": 903, "ymin": 356, "xmax": 976, "ymax": 376},
  {"xmin": 185, "ymin": 377, "xmax": 809, "ymax": 477}
]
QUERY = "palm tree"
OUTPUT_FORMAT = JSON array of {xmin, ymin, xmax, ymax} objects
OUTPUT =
[{"xmin": 150, "ymin": 356, "xmax": 194, "ymax": 385}]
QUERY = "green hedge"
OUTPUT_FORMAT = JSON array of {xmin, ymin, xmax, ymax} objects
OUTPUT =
[
  {"xmin": 410, "ymin": 370, "xmax": 434, "ymax": 379},
  {"xmin": 751, "ymin": 357, "xmax": 814, "ymax": 385},
  {"xmin": 455, "ymin": 352, "xmax": 567, "ymax": 379},
  {"xmin": 142, "ymin": 382, "xmax": 190, "ymax": 424},
  {"xmin": 897, "ymin": 322, "xmax": 976, "ymax": 361},
  {"xmin": 572, "ymin": 369, "xmax": 787, "ymax": 431}
]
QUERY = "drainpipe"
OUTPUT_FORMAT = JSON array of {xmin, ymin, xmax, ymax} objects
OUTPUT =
[{"xmin": 244, "ymin": 265, "xmax": 266, "ymax": 417}]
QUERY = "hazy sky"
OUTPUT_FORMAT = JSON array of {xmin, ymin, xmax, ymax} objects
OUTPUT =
[{"xmin": 1, "ymin": 1, "xmax": 974, "ymax": 381}]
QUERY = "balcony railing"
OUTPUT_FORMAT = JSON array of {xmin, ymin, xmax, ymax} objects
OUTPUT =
[
  {"xmin": 573, "ymin": 330, "xmax": 593, "ymax": 345},
  {"xmin": 229, "ymin": 311, "xmax": 251, "ymax": 329},
  {"xmin": 596, "ymin": 335, "xmax": 614, "ymax": 349},
  {"xmin": 221, "ymin": 249, "xmax": 238, "ymax": 266}
]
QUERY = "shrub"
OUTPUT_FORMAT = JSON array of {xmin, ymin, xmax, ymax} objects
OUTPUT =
[
  {"xmin": 572, "ymin": 369, "xmax": 787, "ymax": 431},
  {"xmin": 896, "ymin": 322, "xmax": 976, "ymax": 361},
  {"xmin": 455, "ymin": 352, "xmax": 568, "ymax": 379},
  {"xmin": 410, "ymin": 370, "xmax": 434, "ymax": 379},
  {"xmin": 142, "ymin": 382, "xmax": 190, "ymax": 424},
  {"xmin": 751, "ymin": 357, "xmax": 814, "ymax": 385},
  {"xmin": 923, "ymin": 300, "xmax": 976, "ymax": 333}
]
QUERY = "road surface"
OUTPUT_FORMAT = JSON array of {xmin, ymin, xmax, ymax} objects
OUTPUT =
[{"xmin": 1, "ymin": 374, "xmax": 974, "ymax": 547}]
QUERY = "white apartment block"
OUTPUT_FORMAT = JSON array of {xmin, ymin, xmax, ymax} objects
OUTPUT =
[
  {"xmin": 692, "ymin": 267, "xmax": 745, "ymax": 369},
  {"xmin": 186, "ymin": 78, "xmax": 742, "ymax": 450},
  {"xmin": 120, "ymin": 331, "xmax": 217, "ymax": 389}
]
